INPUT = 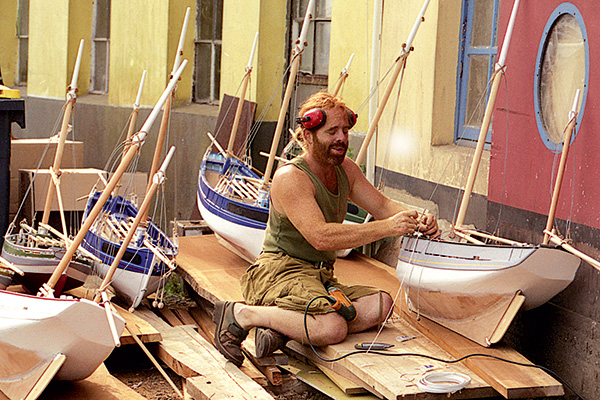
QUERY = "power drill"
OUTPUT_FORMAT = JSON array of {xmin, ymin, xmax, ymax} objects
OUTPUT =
[{"xmin": 324, "ymin": 282, "xmax": 357, "ymax": 322}]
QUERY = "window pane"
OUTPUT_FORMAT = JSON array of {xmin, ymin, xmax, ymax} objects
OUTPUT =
[
  {"xmin": 464, "ymin": 55, "xmax": 489, "ymax": 128},
  {"xmin": 539, "ymin": 14, "xmax": 585, "ymax": 144},
  {"xmin": 299, "ymin": 24, "xmax": 315, "ymax": 74},
  {"xmin": 314, "ymin": 22, "xmax": 330, "ymax": 75},
  {"xmin": 92, "ymin": 41, "xmax": 108, "ymax": 92},
  {"xmin": 194, "ymin": 43, "xmax": 211, "ymax": 102},
  {"xmin": 199, "ymin": 0, "xmax": 214, "ymax": 40},
  {"xmin": 18, "ymin": 38, "xmax": 28, "ymax": 84},
  {"xmin": 316, "ymin": 0, "xmax": 331, "ymax": 18},
  {"xmin": 471, "ymin": 0, "xmax": 494, "ymax": 47},
  {"xmin": 215, "ymin": 1, "xmax": 223, "ymax": 40},
  {"xmin": 213, "ymin": 44, "xmax": 221, "ymax": 100},
  {"xmin": 95, "ymin": 0, "xmax": 111, "ymax": 39},
  {"xmin": 18, "ymin": 0, "xmax": 29, "ymax": 35}
]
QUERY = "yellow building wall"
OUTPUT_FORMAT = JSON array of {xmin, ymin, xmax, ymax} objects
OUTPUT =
[
  {"xmin": 28, "ymin": 0, "xmax": 92, "ymax": 99},
  {"xmin": 334, "ymin": 0, "xmax": 488, "ymax": 196},
  {"xmin": 221, "ymin": 0, "xmax": 288, "ymax": 121},
  {"xmin": 0, "ymin": 0, "xmax": 19, "ymax": 86},
  {"xmin": 329, "ymin": 0, "xmax": 373, "ymax": 133},
  {"xmin": 109, "ymin": 0, "xmax": 194, "ymax": 107}
]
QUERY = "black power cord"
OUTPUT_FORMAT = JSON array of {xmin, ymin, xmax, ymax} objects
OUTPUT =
[{"xmin": 303, "ymin": 296, "xmax": 586, "ymax": 400}]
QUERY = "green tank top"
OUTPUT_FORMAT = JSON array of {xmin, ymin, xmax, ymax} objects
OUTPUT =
[{"xmin": 262, "ymin": 157, "xmax": 349, "ymax": 263}]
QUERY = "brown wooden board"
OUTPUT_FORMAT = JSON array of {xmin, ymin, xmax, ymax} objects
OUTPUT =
[
  {"xmin": 286, "ymin": 321, "xmax": 496, "ymax": 400},
  {"xmin": 175, "ymin": 235, "xmax": 564, "ymax": 399},
  {"xmin": 135, "ymin": 307, "xmax": 274, "ymax": 399},
  {"xmin": 37, "ymin": 364, "xmax": 146, "ymax": 400}
]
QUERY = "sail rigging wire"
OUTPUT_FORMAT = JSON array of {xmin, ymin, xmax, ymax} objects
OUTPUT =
[{"xmin": 7, "ymin": 102, "xmax": 67, "ymax": 235}]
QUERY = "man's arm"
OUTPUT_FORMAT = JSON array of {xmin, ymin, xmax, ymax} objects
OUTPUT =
[
  {"xmin": 270, "ymin": 162, "xmax": 422, "ymax": 251},
  {"xmin": 345, "ymin": 158, "xmax": 439, "ymax": 236}
]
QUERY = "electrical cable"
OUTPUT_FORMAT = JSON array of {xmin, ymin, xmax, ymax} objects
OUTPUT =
[
  {"xmin": 303, "ymin": 296, "xmax": 587, "ymax": 400},
  {"xmin": 416, "ymin": 372, "xmax": 471, "ymax": 394}
]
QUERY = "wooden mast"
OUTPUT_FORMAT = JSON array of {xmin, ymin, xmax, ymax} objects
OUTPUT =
[
  {"xmin": 330, "ymin": 53, "xmax": 354, "ymax": 97},
  {"xmin": 115, "ymin": 70, "xmax": 147, "ymax": 197},
  {"xmin": 123, "ymin": 71, "xmax": 147, "ymax": 160},
  {"xmin": 259, "ymin": 0, "xmax": 315, "ymax": 193},
  {"xmin": 39, "ymin": 39, "xmax": 85, "ymax": 231},
  {"xmin": 42, "ymin": 60, "xmax": 188, "ymax": 295},
  {"xmin": 355, "ymin": 0, "xmax": 430, "ymax": 166},
  {"xmin": 93, "ymin": 146, "xmax": 176, "ymax": 303},
  {"xmin": 226, "ymin": 32, "xmax": 259, "ymax": 159},
  {"xmin": 543, "ymin": 89, "xmax": 581, "ymax": 245},
  {"xmin": 141, "ymin": 7, "xmax": 190, "ymax": 222},
  {"xmin": 454, "ymin": 0, "xmax": 520, "ymax": 229}
]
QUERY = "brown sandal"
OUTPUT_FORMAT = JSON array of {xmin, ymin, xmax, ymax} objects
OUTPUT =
[
  {"xmin": 213, "ymin": 301, "xmax": 249, "ymax": 366},
  {"xmin": 255, "ymin": 327, "xmax": 289, "ymax": 358}
]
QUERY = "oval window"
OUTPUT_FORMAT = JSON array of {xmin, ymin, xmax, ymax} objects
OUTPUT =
[{"xmin": 534, "ymin": 4, "xmax": 588, "ymax": 152}]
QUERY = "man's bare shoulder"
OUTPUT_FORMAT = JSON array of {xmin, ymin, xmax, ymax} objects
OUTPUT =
[{"xmin": 272, "ymin": 162, "xmax": 312, "ymax": 189}]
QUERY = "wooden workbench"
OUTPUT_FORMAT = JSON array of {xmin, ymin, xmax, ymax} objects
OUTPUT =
[{"xmin": 175, "ymin": 234, "xmax": 564, "ymax": 399}]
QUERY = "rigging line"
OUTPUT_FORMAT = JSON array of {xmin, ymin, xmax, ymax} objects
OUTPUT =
[
  {"xmin": 7, "ymin": 106, "xmax": 66, "ymax": 234},
  {"xmin": 243, "ymin": 57, "xmax": 297, "ymax": 154},
  {"xmin": 492, "ymin": 71, "xmax": 511, "ymax": 237},
  {"xmin": 375, "ymin": 55, "xmax": 408, "ymax": 191},
  {"xmin": 354, "ymin": 59, "xmax": 398, "ymax": 120},
  {"xmin": 446, "ymin": 67, "xmax": 505, "ymax": 227},
  {"xmin": 567, "ymin": 152, "xmax": 576, "ymax": 238},
  {"xmin": 212, "ymin": 76, "xmax": 245, "ymax": 142}
]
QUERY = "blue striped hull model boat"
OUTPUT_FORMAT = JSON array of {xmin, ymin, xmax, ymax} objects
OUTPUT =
[
  {"xmin": 197, "ymin": 151, "xmax": 267, "ymax": 261},
  {"xmin": 197, "ymin": 151, "xmax": 368, "ymax": 261},
  {"xmin": 81, "ymin": 191, "xmax": 178, "ymax": 309}
]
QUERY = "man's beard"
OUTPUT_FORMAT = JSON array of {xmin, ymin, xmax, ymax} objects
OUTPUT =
[{"xmin": 312, "ymin": 133, "xmax": 347, "ymax": 166}]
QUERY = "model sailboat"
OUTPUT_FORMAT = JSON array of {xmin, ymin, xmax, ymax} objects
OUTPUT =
[
  {"xmin": 1, "ymin": 40, "xmax": 97, "ymax": 294},
  {"xmin": 80, "ymin": 9, "xmax": 190, "ymax": 310},
  {"xmin": 0, "ymin": 63, "xmax": 186, "ymax": 400},
  {"xmin": 395, "ymin": 0, "xmax": 581, "ymax": 346},
  {"xmin": 197, "ymin": 0, "xmax": 316, "ymax": 262}
]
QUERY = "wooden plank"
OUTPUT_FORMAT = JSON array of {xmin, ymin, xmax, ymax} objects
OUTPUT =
[
  {"xmin": 402, "ymin": 307, "xmax": 564, "ymax": 399},
  {"xmin": 176, "ymin": 235, "xmax": 563, "ymax": 399},
  {"xmin": 286, "ymin": 321, "xmax": 496, "ymax": 400},
  {"xmin": 135, "ymin": 307, "xmax": 273, "ymax": 399},
  {"xmin": 175, "ymin": 235, "xmax": 250, "ymax": 303},
  {"xmin": 281, "ymin": 357, "xmax": 379, "ymax": 400},
  {"xmin": 171, "ymin": 308, "xmax": 200, "ymax": 328},
  {"xmin": 63, "ymin": 288, "xmax": 162, "ymax": 345},
  {"xmin": 38, "ymin": 364, "xmax": 147, "ymax": 400}
]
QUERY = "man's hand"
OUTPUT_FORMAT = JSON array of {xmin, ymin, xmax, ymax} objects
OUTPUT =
[
  {"xmin": 417, "ymin": 213, "xmax": 440, "ymax": 237},
  {"xmin": 387, "ymin": 210, "xmax": 420, "ymax": 236}
]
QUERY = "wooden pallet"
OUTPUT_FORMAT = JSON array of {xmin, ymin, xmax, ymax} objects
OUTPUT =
[{"xmin": 175, "ymin": 234, "xmax": 564, "ymax": 399}]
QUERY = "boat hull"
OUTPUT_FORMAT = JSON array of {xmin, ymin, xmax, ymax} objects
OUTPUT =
[
  {"xmin": 81, "ymin": 192, "xmax": 177, "ymax": 309},
  {"xmin": 197, "ymin": 152, "xmax": 267, "ymax": 261},
  {"xmin": 396, "ymin": 236, "xmax": 581, "ymax": 344},
  {"xmin": 0, "ymin": 290, "xmax": 125, "ymax": 381},
  {"xmin": 2, "ymin": 234, "xmax": 92, "ymax": 294}
]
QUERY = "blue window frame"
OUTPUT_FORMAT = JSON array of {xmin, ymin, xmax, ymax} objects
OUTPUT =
[
  {"xmin": 455, "ymin": 0, "xmax": 500, "ymax": 145},
  {"xmin": 534, "ymin": 3, "xmax": 588, "ymax": 153}
]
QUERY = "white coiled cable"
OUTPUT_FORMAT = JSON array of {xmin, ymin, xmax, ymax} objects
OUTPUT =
[{"xmin": 416, "ymin": 372, "xmax": 471, "ymax": 394}]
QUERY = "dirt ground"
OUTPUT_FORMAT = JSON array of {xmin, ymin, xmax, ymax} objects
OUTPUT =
[
  {"xmin": 106, "ymin": 346, "xmax": 328, "ymax": 400},
  {"xmin": 106, "ymin": 346, "xmax": 329, "ymax": 400}
]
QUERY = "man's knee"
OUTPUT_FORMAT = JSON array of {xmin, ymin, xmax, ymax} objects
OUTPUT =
[{"xmin": 306, "ymin": 312, "xmax": 348, "ymax": 345}]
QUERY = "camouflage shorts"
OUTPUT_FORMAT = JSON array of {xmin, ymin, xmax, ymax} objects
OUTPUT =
[{"xmin": 240, "ymin": 252, "xmax": 381, "ymax": 314}]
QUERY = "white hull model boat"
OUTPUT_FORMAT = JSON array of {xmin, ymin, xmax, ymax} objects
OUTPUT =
[
  {"xmin": 0, "ymin": 289, "xmax": 125, "ymax": 396},
  {"xmin": 395, "ymin": 0, "xmax": 583, "ymax": 346},
  {"xmin": 397, "ymin": 237, "xmax": 580, "ymax": 345},
  {"xmin": 0, "ymin": 40, "xmax": 92, "ymax": 295}
]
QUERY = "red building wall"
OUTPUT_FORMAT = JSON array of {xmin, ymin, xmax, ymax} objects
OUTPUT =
[{"xmin": 489, "ymin": 1, "xmax": 600, "ymax": 230}]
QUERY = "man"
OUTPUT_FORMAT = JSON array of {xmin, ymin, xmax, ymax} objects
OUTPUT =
[{"xmin": 213, "ymin": 92, "xmax": 438, "ymax": 366}]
